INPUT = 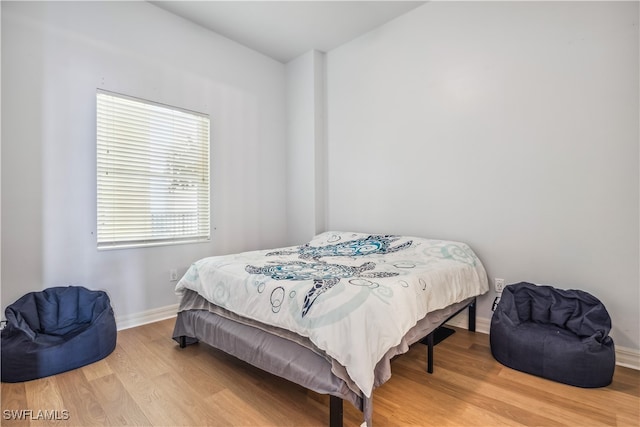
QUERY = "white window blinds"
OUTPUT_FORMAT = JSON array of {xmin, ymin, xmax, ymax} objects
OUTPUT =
[{"xmin": 97, "ymin": 90, "xmax": 210, "ymax": 249}]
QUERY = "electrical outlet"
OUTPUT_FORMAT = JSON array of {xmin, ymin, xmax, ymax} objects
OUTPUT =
[
  {"xmin": 494, "ymin": 278, "xmax": 505, "ymax": 293},
  {"xmin": 169, "ymin": 269, "xmax": 179, "ymax": 282}
]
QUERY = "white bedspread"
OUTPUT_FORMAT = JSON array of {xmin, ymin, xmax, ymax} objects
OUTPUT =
[{"xmin": 175, "ymin": 231, "xmax": 488, "ymax": 397}]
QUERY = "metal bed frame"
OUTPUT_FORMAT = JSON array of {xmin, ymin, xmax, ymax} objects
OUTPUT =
[
  {"xmin": 324, "ymin": 298, "xmax": 476, "ymax": 427},
  {"xmin": 177, "ymin": 297, "xmax": 477, "ymax": 427}
]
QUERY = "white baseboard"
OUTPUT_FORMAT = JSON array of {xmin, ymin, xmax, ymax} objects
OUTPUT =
[
  {"xmin": 615, "ymin": 346, "xmax": 640, "ymax": 370},
  {"xmin": 116, "ymin": 304, "xmax": 640, "ymax": 371},
  {"xmin": 445, "ymin": 312, "xmax": 640, "ymax": 371},
  {"xmin": 115, "ymin": 303, "xmax": 178, "ymax": 331},
  {"xmin": 445, "ymin": 311, "xmax": 490, "ymax": 334}
]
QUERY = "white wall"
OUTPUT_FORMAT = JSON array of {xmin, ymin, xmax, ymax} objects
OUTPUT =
[
  {"xmin": 285, "ymin": 50, "xmax": 326, "ymax": 245},
  {"xmin": 326, "ymin": 2, "xmax": 640, "ymax": 350},
  {"xmin": 2, "ymin": 0, "xmax": 638, "ymax": 357},
  {"xmin": 1, "ymin": 1, "xmax": 287, "ymax": 321}
]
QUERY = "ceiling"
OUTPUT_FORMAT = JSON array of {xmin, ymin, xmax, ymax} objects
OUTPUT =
[{"xmin": 150, "ymin": 1, "xmax": 426, "ymax": 63}]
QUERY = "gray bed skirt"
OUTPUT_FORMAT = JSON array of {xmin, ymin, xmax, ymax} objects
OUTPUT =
[{"xmin": 172, "ymin": 291, "xmax": 474, "ymax": 426}]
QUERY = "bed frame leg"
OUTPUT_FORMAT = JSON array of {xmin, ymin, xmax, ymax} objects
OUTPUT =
[
  {"xmin": 468, "ymin": 298, "xmax": 476, "ymax": 332},
  {"xmin": 179, "ymin": 336, "xmax": 186, "ymax": 349},
  {"xmin": 329, "ymin": 395, "xmax": 343, "ymax": 427},
  {"xmin": 426, "ymin": 331, "xmax": 434, "ymax": 374}
]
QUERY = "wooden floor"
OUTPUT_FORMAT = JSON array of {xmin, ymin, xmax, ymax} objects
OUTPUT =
[{"xmin": 2, "ymin": 318, "xmax": 638, "ymax": 426}]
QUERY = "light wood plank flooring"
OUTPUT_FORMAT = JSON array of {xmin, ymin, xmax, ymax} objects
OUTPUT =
[{"xmin": 2, "ymin": 318, "xmax": 638, "ymax": 426}]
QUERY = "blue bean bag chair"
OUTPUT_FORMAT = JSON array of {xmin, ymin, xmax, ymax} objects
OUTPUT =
[
  {"xmin": 1, "ymin": 286, "xmax": 117, "ymax": 383},
  {"xmin": 490, "ymin": 282, "xmax": 615, "ymax": 388}
]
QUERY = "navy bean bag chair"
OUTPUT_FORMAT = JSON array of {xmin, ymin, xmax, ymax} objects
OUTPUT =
[
  {"xmin": 1, "ymin": 286, "xmax": 116, "ymax": 383},
  {"xmin": 490, "ymin": 282, "xmax": 615, "ymax": 388}
]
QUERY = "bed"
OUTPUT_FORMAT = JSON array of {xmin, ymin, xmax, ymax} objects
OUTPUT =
[{"xmin": 172, "ymin": 231, "xmax": 489, "ymax": 426}]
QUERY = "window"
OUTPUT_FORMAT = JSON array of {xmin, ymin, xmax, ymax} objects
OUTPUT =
[{"xmin": 96, "ymin": 90, "xmax": 210, "ymax": 249}]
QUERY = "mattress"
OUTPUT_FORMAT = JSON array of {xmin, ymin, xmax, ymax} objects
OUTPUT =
[
  {"xmin": 175, "ymin": 231, "xmax": 489, "ymax": 400},
  {"xmin": 173, "ymin": 290, "xmax": 476, "ymax": 424}
]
